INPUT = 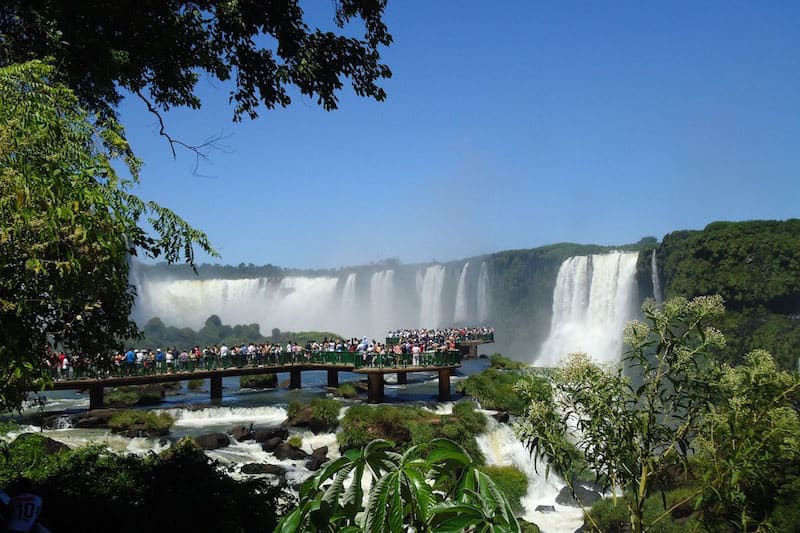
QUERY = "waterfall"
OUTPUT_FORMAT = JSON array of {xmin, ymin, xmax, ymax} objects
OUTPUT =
[
  {"xmin": 651, "ymin": 250, "xmax": 663, "ymax": 304},
  {"xmin": 341, "ymin": 273, "xmax": 357, "ymax": 310},
  {"xmin": 477, "ymin": 262, "xmax": 489, "ymax": 323},
  {"xmin": 454, "ymin": 262, "xmax": 470, "ymax": 323},
  {"xmin": 370, "ymin": 270, "xmax": 395, "ymax": 336},
  {"xmin": 536, "ymin": 251, "xmax": 639, "ymax": 366},
  {"xmin": 418, "ymin": 265, "xmax": 446, "ymax": 328},
  {"xmin": 477, "ymin": 416, "xmax": 584, "ymax": 532}
]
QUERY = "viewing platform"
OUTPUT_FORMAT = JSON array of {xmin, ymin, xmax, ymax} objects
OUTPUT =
[{"xmin": 43, "ymin": 350, "xmax": 467, "ymax": 408}]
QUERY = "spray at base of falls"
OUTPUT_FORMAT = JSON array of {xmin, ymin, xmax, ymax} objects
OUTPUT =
[{"xmin": 477, "ymin": 415, "xmax": 584, "ymax": 533}]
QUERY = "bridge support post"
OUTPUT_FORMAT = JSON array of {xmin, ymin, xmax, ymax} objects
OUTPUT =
[
  {"xmin": 210, "ymin": 376, "xmax": 223, "ymax": 403},
  {"xmin": 367, "ymin": 374, "xmax": 384, "ymax": 403},
  {"xmin": 438, "ymin": 368, "xmax": 451, "ymax": 402},
  {"xmin": 396, "ymin": 372, "xmax": 407, "ymax": 385},
  {"xmin": 327, "ymin": 369, "xmax": 339, "ymax": 388},
  {"xmin": 469, "ymin": 344, "xmax": 478, "ymax": 359},
  {"xmin": 290, "ymin": 369, "xmax": 302, "ymax": 389},
  {"xmin": 89, "ymin": 384, "xmax": 104, "ymax": 410}
]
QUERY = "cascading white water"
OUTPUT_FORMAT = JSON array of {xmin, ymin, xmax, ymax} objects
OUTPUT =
[
  {"xmin": 134, "ymin": 276, "xmax": 340, "ymax": 333},
  {"xmin": 454, "ymin": 262, "xmax": 470, "ymax": 323},
  {"xmin": 477, "ymin": 416, "xmax": 584, "ymax": 532},
  {"xmin": 536, "ymin": 251, "xmax": 639, "ymax": 366},
  {"xmin": 477, "ymin": 262, "xmax": 489, "ymax": 323},
  {"xmin": 341, "ymin": 272, "xmax": 357, "ymax": 311},
  {"xmin": 418, "ymin": 265, "xmax": 446, "ymax": 328},
  {"xmin": 369, "ymin": 270, "xmax": 395, "ymax": 336},
  {"xmin": 651, "ymin": 250, "xmax": 663, "ymax": 304}
]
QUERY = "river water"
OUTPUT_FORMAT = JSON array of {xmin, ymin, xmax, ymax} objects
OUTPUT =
[{"xmin": 7, "ymin": 359, "xmax": 584, "ymax": 532}]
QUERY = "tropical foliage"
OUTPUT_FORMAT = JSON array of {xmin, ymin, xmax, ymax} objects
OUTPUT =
[
  {"xmin": 657, "ymin": 219, "xmax": 800, "ymax": 369},
  {"xmin": 0, "ymin": 60, "xmax": 214, "ymax": 411},
  {"xmin": 456, "ymin": 367, "xmax": 548, "ymax": 415},
  {"xmin": 514, "ymin": 296, "xmax": 727, "ymax": 533},
  {"xmin": 337, "ymin": 402, "xmax": 487, "ymax": 463},
  {"xmin": 0, "ymin": 435, "xmax": 289, "ymax": 531},
  {"xmin": 275, "ymin": 438, "xmax": 520, "ymax": 533}
]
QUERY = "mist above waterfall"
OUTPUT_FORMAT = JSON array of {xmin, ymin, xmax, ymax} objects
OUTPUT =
[{"xmin": 133, "ymin": 260, "xmax": 492, "ymax": 341}]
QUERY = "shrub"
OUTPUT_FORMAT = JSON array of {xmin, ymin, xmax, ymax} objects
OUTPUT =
[
  {"xmin": 105, "ymin": 385, "xmax": 165, "ymax": 406},
  {"xmin": 287, "ymin": 435, "xmax": 302, "ymax": 448},
  {"xmin": 187, "ymin": 379, "xmax": 204, "ymax": 390},
  {"xmin": 286, "ymin": 399, "xmax": 302, "ymax": 419},
  {"xmin": 480, "ymin": 465, "xmax": 528, "ymax": 513},
  {"xmin": 336, "ymin": 382, "xmax": 358, "ymax": 398},
  {"xmin": 108, "ymin": 410, "xmax": 174, "ymax": 433},
  {"xmin": 456, "ymin": 368, "xmax": 544, "ymax": 414},
  {"xmin": 310, "ymin": 398, "xmax": 341, "ymax": 429},
  {"xmin": 240, "ymin": 374, "xmax": 277, "ymax": 389},
  {"xmin": 489, "ymin": 353, "xmax": 526, "ymax": 369}
]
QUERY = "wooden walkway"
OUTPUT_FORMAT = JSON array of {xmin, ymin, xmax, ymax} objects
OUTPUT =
[{"xmin": 46, "ymin": 362, "xmax": 463, "ymax": 408}]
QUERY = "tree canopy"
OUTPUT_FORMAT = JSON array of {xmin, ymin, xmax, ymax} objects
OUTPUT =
[
  {"xmin": 0, "ymin": 61, "xmax": 214, "ymax": 411},
  {"xmin": 0, "ymin": 0, "xmax": 392, "ymax": 125}
]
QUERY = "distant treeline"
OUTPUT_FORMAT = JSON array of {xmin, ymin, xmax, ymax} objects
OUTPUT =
[{"xmin": 133, "ymin": 314, "xmax": 342, "ymax": 350}]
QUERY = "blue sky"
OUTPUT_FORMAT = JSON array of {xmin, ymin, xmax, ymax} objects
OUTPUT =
[{"xmin": 120, "ymin": 1, "xmax": 799, "ymax": 269}]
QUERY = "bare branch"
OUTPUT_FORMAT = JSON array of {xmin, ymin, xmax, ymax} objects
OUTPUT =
[{"xmin": 135, "ymin": 90, "xmax": 231, "ymax": 174}]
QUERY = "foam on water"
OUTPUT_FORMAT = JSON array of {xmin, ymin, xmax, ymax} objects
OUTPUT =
[{"xmin": 169, "ymin": 405, "xmax": 288, "ymax": 427}]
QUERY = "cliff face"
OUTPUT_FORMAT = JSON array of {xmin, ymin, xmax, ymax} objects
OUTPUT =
[{"xmin": 132, "ymin": 219, "xmax": 799, "ymax": 369}]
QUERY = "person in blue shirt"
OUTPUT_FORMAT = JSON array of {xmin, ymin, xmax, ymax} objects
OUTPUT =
[{"xmin": 125, "ymin": 349, "xmax": 136, "ymax": 375}]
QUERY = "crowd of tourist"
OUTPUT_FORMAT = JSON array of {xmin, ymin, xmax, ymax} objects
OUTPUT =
[{"xmin": 45, "ymin": 326, "xmax": 494, "ymax": 380}]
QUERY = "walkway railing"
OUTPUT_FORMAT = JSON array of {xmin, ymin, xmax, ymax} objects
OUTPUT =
[
  {"xmin": 48, "ymin": 350, "xmax": 463, "ymax": 382},
  {"xmin": 385, "ymin": 332, "xmax": 494, "ymax": 346}
]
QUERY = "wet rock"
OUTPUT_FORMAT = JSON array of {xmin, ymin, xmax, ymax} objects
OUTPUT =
[
  {"xmin": 535, "ymin": 505, "xmax": 556, "ymax": 513},
  {"xmin": 230, "ymin": 425, "xmax": 253, "ymax": 442},
  {"xmin": 261, "ymin": 437, "xmax": 283, "ymax": 453},
  {"xmin": 12, "ymin": 433, "xmax": 70, "ymax": 455},
  {"xmin": 556, "ymin": 483, "xmax": 602, "ymax": 507},
  {"xmin": 117, "ymin": 425, "xmax": 169, "ymax": 438},
  {"xmin": 253, "ymin": 427, "xmax": 288, "ymax": 443},
  {"xmin": 491, "ymin": 411, "xmax": 510, "ymax": 423},
  {"xmin": 72, "ymin": 409, "xmax": 117, "ymax": 428},
  {"xmin": 305, "ymin": 446, "xmax": 329, "ymax": 471},
  {"xmin": 241, "ymin": 463, "xmax": 287, "ymax": 476},
  {"xmin": 273, "ymin": 443, "xmax": 309, "ymax": 461},
  {"xmin": 285, "ymin": 405, "xmax": 334, "ymax": 433},
  {"xmin": 193, "ymin": 432, "xmax": 231, "ymax": 450}
]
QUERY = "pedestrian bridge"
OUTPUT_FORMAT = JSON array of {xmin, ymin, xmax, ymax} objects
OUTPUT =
[{"xmin": 44, "ymin": 345, "xmax": 494, "ymax": 408}]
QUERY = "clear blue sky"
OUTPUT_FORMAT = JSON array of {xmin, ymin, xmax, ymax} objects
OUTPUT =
[{"xmin": 119, "ymin": 0, "xmax": 799, "ymax": 269}]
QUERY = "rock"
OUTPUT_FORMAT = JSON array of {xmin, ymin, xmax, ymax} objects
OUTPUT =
[
  {"xmin": 535, "ymin": 505, "xmax": 556, "ymax": 513},
  {"xmin": 193, "ymin": 432, "xmax": 231, "ymax": 450},
  {"xmin": 273, "ymin": 443, "xmax": 309, "ymax": 461},
  {"xmin": 230, "ymin": 425, "xmax": 253, "ymax": 442},
  {"xmin": 241, "ymin": 463, "xmax": 287, "ymax": 476},
  {"xmin": 261, "ymin": 437, "xmax": 283, "ymax": 453},
  {"xmin": 285, "ymin": 405, "xmax": 335, "ymax": 433},
  {"xmin": 556, "ymin": 483, "xmax": 602, "ymax": 507},
  {"xmin": 12, "ymin": 433, "xmax": 70, "ymax": 455},
  {"xmin": 305, "ymin": 446, "xmax": 329, "ymax": 471},
  {"xmin": 72, "ymin": 409, "xmax": 117, "ymax": 428},
  {"xmin": 491, "ymin": 411, "xmax": 510, "ymax": 423},
  {"xmin": 117, "ymin": 425, "xmax": 170, "ymax": 438},
  {"xmin": 253, "ymin": 427, "xmax": 288, "ymax": 443}
]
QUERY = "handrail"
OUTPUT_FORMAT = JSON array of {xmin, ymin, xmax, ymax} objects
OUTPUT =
[{"xmin": 47, "ymin": 349, "xmax": 464, "ymax": 382}]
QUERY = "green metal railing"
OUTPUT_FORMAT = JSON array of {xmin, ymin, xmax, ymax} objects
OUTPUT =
[{"xmin": 50, "ymin": 349, "xmax": 463, "ymax": 381}]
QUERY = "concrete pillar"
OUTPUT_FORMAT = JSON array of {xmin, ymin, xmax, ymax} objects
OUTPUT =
[
  {"xmin": 367, "ymin": 373, "xmax": 384, "ymax": 403},
  {"xmin": 89, "ymin": 384, "xmax": 104, "ymax": 410},
  {"xmin": 290, "ymin": 368, "xmax": 302, "ymax": 389},
  {"xmin": 327, "ymin": 369, "xmax": 339, "ymax": 388},
  {"xmin": 210, "ymin": 376, "xmax": 223, "ymax": 403},
  {"xmin": 396, "ymin": 372, "xmax": 407, "ymax": 385},
  {"xmin": 438, "ymin": 368, "xmax": 451, "ymax": 402},
  {"xmin": 468, "ymin": 344, "xmax": 478, "ymax": 359}
]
